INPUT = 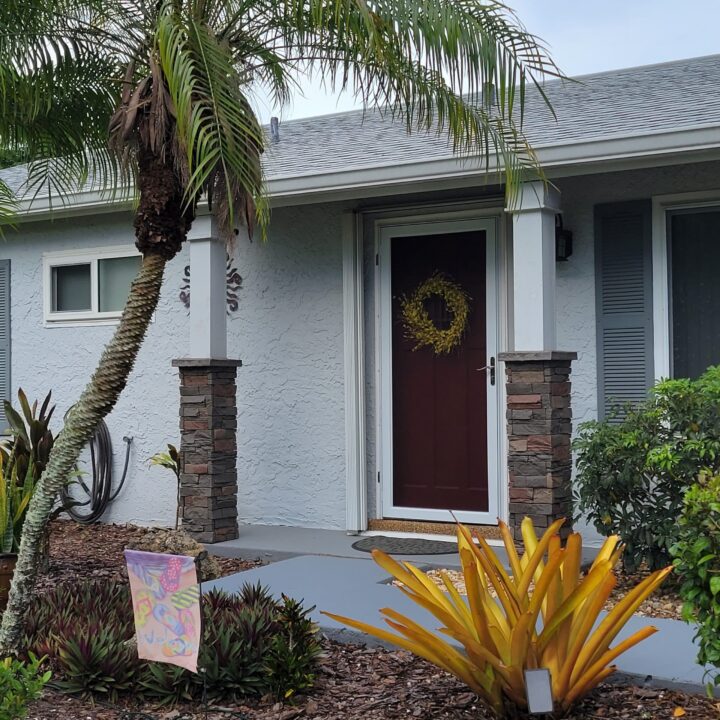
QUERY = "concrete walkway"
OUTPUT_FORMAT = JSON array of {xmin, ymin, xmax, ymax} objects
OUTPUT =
[
  {"xmin": 207, "ymin": 529, "xmax": 711, "ymax": 692},
  {"xmin": 209, "ymin": 523, "xmax": 599, "ymax": 567}
]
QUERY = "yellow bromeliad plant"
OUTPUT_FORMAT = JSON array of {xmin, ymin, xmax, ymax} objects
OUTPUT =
[{"xmin": 324, "ymin": 518, "xmax": 671, "ymax": 717}]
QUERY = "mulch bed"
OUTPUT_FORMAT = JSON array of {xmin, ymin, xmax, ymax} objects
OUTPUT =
[
  {"xmin": 23, "ymin": 521, "xmax": 714, "ymax": 718},
  {"xmin": 35, "ymin": 519, "xmax": 262, "ymax": 594},
  {"xmin": 27, "ymin": 640, "xmax": 719, "ymax": 719},
  {"xmin": 417, "ymin": 565, "xmax": 684, "ymax": 621}
]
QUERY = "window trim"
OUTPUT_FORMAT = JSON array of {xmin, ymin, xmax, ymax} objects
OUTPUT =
[
  {"xmin": 43, "ymin": 245, "xmax": 141, "ymax": 326},
  {"xmin": 651, "ymin": 191, "xmax": 720, "ymax": 380}
]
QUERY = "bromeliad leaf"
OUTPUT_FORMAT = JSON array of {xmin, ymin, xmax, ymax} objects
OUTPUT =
[{"xmin": 324, "ymin": 517, "xmax": 671, "ymax": 717}]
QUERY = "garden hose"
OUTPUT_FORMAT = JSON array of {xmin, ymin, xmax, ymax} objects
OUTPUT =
[{"xmin": 60, "ymin": 415, "xmax": 133, "ymax": 524}]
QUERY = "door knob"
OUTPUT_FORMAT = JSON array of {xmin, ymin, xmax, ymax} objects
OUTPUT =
[{"xmin": 475, "ymin": 357, "xmax": 496, "ymax": 385}]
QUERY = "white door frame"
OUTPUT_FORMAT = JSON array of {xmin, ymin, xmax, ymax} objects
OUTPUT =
[
  {"xmin": 375, "ymin": 213, "xmax": 502, "ymax": 525},
  {"xmin": 651, "ymin": 190, "xmax": 720, "ymax": 381}
]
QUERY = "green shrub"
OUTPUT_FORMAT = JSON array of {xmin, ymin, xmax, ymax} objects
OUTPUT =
[
  {"xmin": 24, "ymin": 579, "xmax": 322, "ymax": 703},
  {"xmin": 265, "ymin": 595, "xmax": 324, "ymax": 700},
  {"xmin": 0, "ymin": 654, "xmax": 51, "ymax": 720},
  {"xmin": 22, "ymin": 581, "xmax": 139, "ymax": 701},
  {"xmin": 573, "ymin": 366, "xmax": 720, "ymax": 571},
  {"xmin": 671, "ymin": 475, "xmax": 720, "ymax": 689}
]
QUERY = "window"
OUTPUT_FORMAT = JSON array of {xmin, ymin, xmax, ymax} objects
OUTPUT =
[
  {"xmin": 44, "ymin": 247, "xmax": 142, "ymax": 324},
  {"xmin": 668, "ymin": 207, "xmax": 720, "ymax": 379}
]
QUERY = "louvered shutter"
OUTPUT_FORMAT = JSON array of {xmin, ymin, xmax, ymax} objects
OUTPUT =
[
  {"xmin": 595, "ymin": 201, "xmax": 653, "ymax": 420},
  {"xmin": 0, "ymin": 260, "xmax": 10, "ymax": 433}
]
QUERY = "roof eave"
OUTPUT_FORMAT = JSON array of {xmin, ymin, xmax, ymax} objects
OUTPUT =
[{"xmin": 9, "ymin": 124, "xmax": 720, "ymax": 220}]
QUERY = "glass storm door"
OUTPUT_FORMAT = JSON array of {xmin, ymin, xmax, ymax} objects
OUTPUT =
[{"xmin": 378, "ymin": 218, "xmax": 500, "ymax": 525}]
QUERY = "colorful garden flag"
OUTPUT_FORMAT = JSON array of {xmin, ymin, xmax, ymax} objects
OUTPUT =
[{"xmin": 124, "ymin": 550, "xmax": 201, "ymax": 673}]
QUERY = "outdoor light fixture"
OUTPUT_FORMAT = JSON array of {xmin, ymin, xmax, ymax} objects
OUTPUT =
[
  {"xmin": 555, "ymin": 214, "xmax": 573, "ymax": 261},
  {"xmin": 524, "ymin": 669, "xmax": 554, "ymax": 715}
]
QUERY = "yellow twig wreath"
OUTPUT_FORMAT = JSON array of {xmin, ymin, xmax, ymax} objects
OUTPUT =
[{"xmin": 400, "ymin": 273, "xmax": 471, "ymax": 354}]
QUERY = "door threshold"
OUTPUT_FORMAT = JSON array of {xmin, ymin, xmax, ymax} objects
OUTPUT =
[
  {"xmin": 361, "ymin": 529, "xmax": 503, "ymax": 547},
  {"xmin": 367, "ymin": 517, "xmax": 502, "ymax": 540}
]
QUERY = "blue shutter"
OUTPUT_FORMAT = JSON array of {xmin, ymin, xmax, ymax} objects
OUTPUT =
[
  {"xmin": 0, "ymin": 260, "xmax": 10, "ymax": 433},
  {"xmin": 595, "ymin": 202, "xmax": 653, "ymax": 420}
]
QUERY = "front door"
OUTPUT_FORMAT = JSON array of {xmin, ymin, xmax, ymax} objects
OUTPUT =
[{"xmin": 379, "ymin": 218, "xmax": 499, "ymax": 524}]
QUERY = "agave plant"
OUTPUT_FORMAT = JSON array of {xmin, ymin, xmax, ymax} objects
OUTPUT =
[
  {"xmin": 325, "ymin": 518, "xmax": 671, "ymax": 717},
  {"xmin": 0, "ymin": 390, "xmax": 56, "ymax": 559},
  {"xmin": 0, "ymin": 455, "xmax": 38, "ymax": 554},
  {"xmin": 0, "ymin": 389, "xmax": 55, "ymax": 482}
]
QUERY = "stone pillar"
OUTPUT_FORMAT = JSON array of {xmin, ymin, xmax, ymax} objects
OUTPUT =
[
  {"xmin": 172, "ymin": 359, "xmax": 242, "ymax": 543},
  {"xmin": 498, "ymin": 351, "xmax": 577, "ymax": 541}
]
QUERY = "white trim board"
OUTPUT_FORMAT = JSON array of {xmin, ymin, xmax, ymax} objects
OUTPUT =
[
  {"xmin": 361, "ymin": 530, "xmax": 504, "ymax": 547},
  {"xmin": 651, "ymin": 190, "xmax": 720, "ymax": 380},
  {"xmin": 342, "ymin": 212, "xmax": 367, "ymax": 532},
  {"xmin": 9, "ymin": 126, "xmax": 720, "ymax": 221},
  {"xmin": 374, "ymin": 212, "xmax": 504, "ymax": 525}
]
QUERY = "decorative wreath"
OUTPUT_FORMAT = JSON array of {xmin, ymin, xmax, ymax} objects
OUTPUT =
[{"xmin": 400, "ymin": 273, "xmax": 471, "ymax": 354}]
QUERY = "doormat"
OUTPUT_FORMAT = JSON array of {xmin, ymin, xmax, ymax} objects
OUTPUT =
[{"xmin": 352, "ymin": 536, "xmax": 456, "ymax": 555}]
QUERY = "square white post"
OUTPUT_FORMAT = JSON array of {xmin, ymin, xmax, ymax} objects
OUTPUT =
[
  {"xmin": 507, "ymin": 181, "xmax": 561, "ymax": 351},
  {"xmin": 187, "ymin": 215, "xmax": 227, "ymax": 359}
]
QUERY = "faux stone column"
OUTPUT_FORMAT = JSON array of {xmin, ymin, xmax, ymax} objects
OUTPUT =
[
  {"xmin": 173, "ymin": 359, "xmax": 242, "ymax": 542},
  {"xmin": 498, "ymin": 352, "xmax": 577, "ymax": 541},
  {"xmin": 173, "ymin": 215, "xmax": 240, "ymax": 543}
]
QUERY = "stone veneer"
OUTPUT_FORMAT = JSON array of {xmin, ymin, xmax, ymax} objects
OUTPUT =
[
  {"xmin": 497, "ymin": 351, "xmax": 577, "ymax": 542},
  {"xmin": 172, "ymin": 358, "xmax": 242, "ymax": 543}
]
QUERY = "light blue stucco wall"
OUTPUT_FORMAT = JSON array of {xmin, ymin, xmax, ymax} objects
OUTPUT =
[
  {"xmin": 555, "ymin": 159, "xmax": 720, "ymax": 433},
  {"xmin": 4, "ymin": 210, "xmax": 188, "ymax": 526},
  {"xmin": 1, "ymin": 202, "xmax": 348, "ymax": 529},
  {"xmin": 4, "ymin": 159, "xmax": 720, "ymax": 534},
  {"xmin": 229, "ymin": 204, "xmax": 346, "ymax": 529}
]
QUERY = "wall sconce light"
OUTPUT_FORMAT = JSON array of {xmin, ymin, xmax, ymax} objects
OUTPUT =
[{"xmin": 555, "ymin": 214, "xmax": 573, "ymax": 262}]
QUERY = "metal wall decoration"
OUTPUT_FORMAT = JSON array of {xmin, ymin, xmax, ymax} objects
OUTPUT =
[{"xmin": 180, "ymin": 253, "xmax": 243, "ymax": 314}]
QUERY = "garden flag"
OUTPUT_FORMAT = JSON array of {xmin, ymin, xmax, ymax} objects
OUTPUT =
[{"xmin": 124, "ymin": 550, "xmax": 201, "ymax": 672}]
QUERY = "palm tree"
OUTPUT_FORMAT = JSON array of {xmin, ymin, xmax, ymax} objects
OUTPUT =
[{"xmin": 0, "ymin": 0, "xmax": 558, "ymax": 650}]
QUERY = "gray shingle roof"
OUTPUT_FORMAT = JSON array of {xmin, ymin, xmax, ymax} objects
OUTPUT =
[
  {"xmin": 0, "ymin": 165, "xmax": 30, "ymax": 194},
  {"xmin": 2, "ymin": 54, "xmax": 718, "ymax": 195},
  {"xmin": 262, "ymin": 54, "xmax": 720, "ymax": 180}
]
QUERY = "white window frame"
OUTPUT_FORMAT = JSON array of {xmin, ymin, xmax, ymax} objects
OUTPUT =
[
  {"xmin": 43, "ymin": 245, "xmax": 142, "ymax": 326},
  {"xmin": 651, "ymin": 190, "xmax": 720, "ymax": 380}
]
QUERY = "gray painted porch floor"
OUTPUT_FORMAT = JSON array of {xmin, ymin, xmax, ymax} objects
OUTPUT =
[{"xmin": 207, "ymin": 525, "xmax": 710, "ymax": 691}]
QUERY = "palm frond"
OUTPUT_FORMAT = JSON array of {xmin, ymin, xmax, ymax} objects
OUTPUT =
[
  {"xmin": 2, "ymin": 0, "xmax": 559, "ymax": 235},
  {"xmin": 0, "ymin": 0, "xmax": 129, "ymax": 213},
  {"xmin": 247, "ymin": 0, "xmax": 560, "ymax": 198},
  {"xmin": 155, "ymin": 0, "xmax": 265, "ymax": 237}
]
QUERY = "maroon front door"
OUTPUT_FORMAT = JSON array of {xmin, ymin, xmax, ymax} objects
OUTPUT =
[{"xmin": 391, "ymin": 231, "xmax": 488, "ymax": 513}]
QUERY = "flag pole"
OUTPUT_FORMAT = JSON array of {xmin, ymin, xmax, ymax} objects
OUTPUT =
[{"xmin": 195, "ymin": 555, "xmax": 208, "ymax": 720}]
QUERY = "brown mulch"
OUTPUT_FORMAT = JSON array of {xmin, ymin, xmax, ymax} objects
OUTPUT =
[
  {"xmin": 27, "ymin": 640, "xmax": 719, "ymax": 719},
  {"xmin": 414, "ymin": 565, "xmax": 683, "ymax": 621},
  {"xmin": 605, "ymin": 566, "xmax": 683, "ymax": 620},
  {"xmin": 35, "ymin": 519, "xmax": 262, "ymax": 594},
  {"xmin": 21, "ymin": 522, "xmax": 716, "ymax": 718}
]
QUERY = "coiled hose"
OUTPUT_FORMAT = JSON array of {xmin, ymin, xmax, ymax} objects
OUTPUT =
[{"xmin": 60, "ymin": 418, "xmax": 133, "ymax": 524}]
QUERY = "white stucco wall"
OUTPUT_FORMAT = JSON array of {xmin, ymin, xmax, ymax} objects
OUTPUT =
[
  {"xmin": 555, "ymin": 159, "xmax": 720, "ymax": 432},
  {"xmin": 229, "ymin": 204, "xmax": 346, "ymax": 529},
  {"xmin": 556, "ymin": 160, "xmax": 720, "ymax": 541},
  {"xmin": 3, "ymin": 203, "xmax": 348, "ymax": 530},
  {"xmin": 5, "ymin": 211, "xmax": 188, "ymax": 526},
  {"xmin": 4, "ymin": 159, "xmax": 720, "ymax": 534}
]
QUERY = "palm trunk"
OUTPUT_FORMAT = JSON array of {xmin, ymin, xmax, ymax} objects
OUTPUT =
[{"xmin": 0, "ymin": 252, "xmax": 166, "ymax": 652}]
